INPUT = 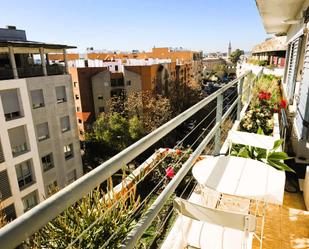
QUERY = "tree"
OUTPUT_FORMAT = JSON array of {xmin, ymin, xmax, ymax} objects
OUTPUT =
[
  {"xmin": 229, "ymin": 49, "xmax": 244, "ymax": 65},
  {"xmin": 124, "ymin": 91, "xmax": 173, "ymax": 133},
  {"xmin": 87, "ymin": 112, "xmax": 144, "ymax": 152},
  {"xmin": 169, "ymin": 79, "xmax": 202, "ymax": 114},
  {"xmin": 129, "ymin": 115, "xmax": 144, "ymax": 140},
  {"xmin": 213, "ymin": 64, "xmax": 227, "ymax": 80}
]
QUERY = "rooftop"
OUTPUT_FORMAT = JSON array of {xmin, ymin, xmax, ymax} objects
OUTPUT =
[
  {"xmin": 252, "ymin": 37, "xmax": 287, "ymax": 53},
  {"xmin": 0, "ymin": 26, "xmax": 75, "ymax": 49}
]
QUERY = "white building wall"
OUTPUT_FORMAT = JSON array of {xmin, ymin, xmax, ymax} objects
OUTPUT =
[
  {"xmin": 0, "ymin": 79, "xmax": 45, "ymax": 216},
  {"xmin": 27, "ymin": 75, "xmax": 83, "ymax": 190},
  {"xmin": 0, "ymin": 75, "xmax": 83, "ymax": 218}
]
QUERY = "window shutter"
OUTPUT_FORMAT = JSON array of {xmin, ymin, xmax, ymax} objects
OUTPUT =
[
  {"xmin": 286, "ymin": 37, "xmax": 302, "ymax": 103},
  {"xmin": 296, "ymin": 36, "xmax": 309, "ymax": 140},
  {"xmin": 0, "ymin": 170, "xmax": 12, "ymax": 200}
]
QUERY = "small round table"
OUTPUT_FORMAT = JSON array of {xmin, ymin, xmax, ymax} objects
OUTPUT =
[{"xmin": 192, "ymin": 155, "xmax": 285, "ymax": 205}]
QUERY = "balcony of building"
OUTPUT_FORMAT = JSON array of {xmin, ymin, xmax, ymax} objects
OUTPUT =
[
  {"xmin": 0, "ymin": 40, "xmax": 75, "ymax": 80},
  {"xmin": 0, "ymin": 70, "xmax": 307, "ymax": 249}
]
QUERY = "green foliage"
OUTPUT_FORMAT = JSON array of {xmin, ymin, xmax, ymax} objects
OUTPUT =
[
  {"xmin": 240, "ymin": 74, "xmax": 283, "ymax": 135},
  {"xmin": 229, "ymin": 49, "xmax": 244, "ymax": 64},
  {"xmin": 247, "ymin": 58, "xmax": 259, "ymax": 65},
  {"xmin": 31, "ymin": 187, "xmax": 140, "ymax": 249},
  {"xmin": 251, "ymin": 74, "xmax": 281, "ymax": 108},
  {"xmin": 240, "ymin": 106, "xmax": 274, "ymax": 135},
  {"xmin": 258, "ymin": 60, "xmax": 268, "ymax": 66},
  {"xmin": 86, "ymin": 112, "xmax": 144, "ymax": 152},
  {"xmin": 231, "ymin": 138, "xmax": 294, "ymax": 172},
  {"xmin": 150, "ymin": 149, "xmax": 192, "ymax": 184},
  {"xmin": 129, "ymin": 115, "xmax": 145, "ymax": 141}
]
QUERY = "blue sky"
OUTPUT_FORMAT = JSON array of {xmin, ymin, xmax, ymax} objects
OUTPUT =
[{"xmin": 0, "ymin": 0, "xmax": 268, "ymax": 53}]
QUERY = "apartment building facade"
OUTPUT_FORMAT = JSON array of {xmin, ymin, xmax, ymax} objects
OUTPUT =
[
  {"xmin": 50, "ymin": 48, "xmax": 202, "ymax": 137},
  {"xmin": 49, "ymin": 47, "xmax": 203, "ymax": 85},
  {"xmin": 251, "ymin": 37, "xmax": 287, "ymax": 68},
  {"xmin": 69, "ymin": 67, "xmax": 107, "ymax": 140},
  {"xmin": 91, "ymin": 63, "xmax": 176, "ymax": 117},
  {"xmin": 0, "ymin": 26, "xmax": 83, "ymax": 219}
]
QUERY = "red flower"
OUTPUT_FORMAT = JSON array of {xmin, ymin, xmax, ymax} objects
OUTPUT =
[
  {"xmin": 265, "ymin": 93, "xmax": 271, "ymax": 100},
  {"xmin": 280, "ymin": 99, "xmax": 287, "ymax": 109},
  {"xmin": 176, "ymin": 149, "xmax": 181, "ymax": 155},
  {"xmin": 165, "ymin": 166, "xmax": 175, "ymax": 179},
  {"xmin": 258, "ymin": 92, "xmax": 264, "ymax": 100},
  {"xmin": 258, "ymin": 91, "xmax": 271, "ymax": 100}
]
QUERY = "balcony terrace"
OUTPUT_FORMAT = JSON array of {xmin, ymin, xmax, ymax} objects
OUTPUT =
[
  {"xmin": 0, "ymin": 39, "xmax": 75, "ymax": 80},
  {"xmin": 0, "ymin": 70, "xmax": 307, "ymax": 249}
]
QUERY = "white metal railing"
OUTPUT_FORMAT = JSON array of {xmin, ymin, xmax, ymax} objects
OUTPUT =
[{"xmin": 0, "ymin": 71, "xmax": 253, "ymax": 249}]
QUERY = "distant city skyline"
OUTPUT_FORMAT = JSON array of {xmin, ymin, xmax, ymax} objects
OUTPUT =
[{"xmin": 0, "ymin": 0, "xmax": 269, "ymax": 53}]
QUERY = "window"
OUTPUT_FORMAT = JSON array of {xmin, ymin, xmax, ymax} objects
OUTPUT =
[
  {"xmin": 60, "ymin": 116, "xmax": 70, "ymax": 132},
  {"xmin": 1, "ymin": 89, "xmax": 23, "ymax": 121},
  {"xmin": 73, "ymin": 82, "xmax": 78, "ymax": 87},
  {"xmin": 16, "ymin": 160, "xmax": 34, "ymax": 190},
  {"xmin": 3, "ymin": 204, "xmax": 16, "ymax": 220},
  {"xmin": 46, "ymin": 181, "xmax": 57, "ymax": 196},
  {"xmin": 36, "ymin": 122, "xmax": 49, "ymax": 141},
  {"xmin": 66, "ymin": 169, "xmax": 77, "ymax": 184},
  {"xmin": 30, "ymin": 89, "xmax": 44, "ymax": 109},
  {"xmin": 98, "ymin": 106, "xmax": 105, "ymax": 113},
  {"xmin": 55, "ymin": 86, "xmax": 67, "ymax": 103},
  {"xmin": 111, "ymin": 78, "xmax": 125, "ymax": 87},
  {"xmin": 111, "ymin": 79, "xmax": 117, "ymax": 86},
  {"xmin": 126, "ymin": 80, "xmax": 131, "ymax": 86},
  {"xmin": 22, "ymin": 191, "xmax": 38, "ymax": 212},
  {"xmin": 76, "ymin": 106, "xmax": 81, "ymax": 112},
  {"xmin": 98, "ymin": 95, "xmax": 103, "ymax": 100},
  {"xmin": 78, "ymin": 119, "xmax": 82, "ymax": 124},
  {"xmin": 115, "ymin": 65, "xmax": 119, "ymax": 71},
  {"xmin": 75, "ymin": 94, "xmax": 80, "ymax": 100},
  {"xmin": 8, "ymin": 126, "xmax": 28, "ymax": 157},
  {"xmin": 64, "ymin": 144, "xmax": 73, "ymax": 160},
  {"xmin": 41, "ymin": 153, "xmax": 54, "ymax": 172}
]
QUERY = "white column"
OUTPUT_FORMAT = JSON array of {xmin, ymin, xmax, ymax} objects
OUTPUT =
[
  {"xmin": 40, "ymin": 48, "xmax": 47, "ymax": 76},
  {"xmin": 8, "ymin": 46, "xmax": 18, "ymax": 79},
  {"xmin": 63, "ymin": 48, "xmax": 69, "ymax": 74}
]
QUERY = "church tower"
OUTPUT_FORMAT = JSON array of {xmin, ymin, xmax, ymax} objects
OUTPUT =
[{"xmin": 228, "ymin": 41, "xmax": 232, "ymax": 58}]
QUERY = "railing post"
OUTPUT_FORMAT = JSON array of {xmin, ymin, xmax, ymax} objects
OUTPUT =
[
  {"xmin": 214, "ymin": 93, "xmax": 223, "ymax": 154},
  {"xmin": 237, "ymin": 77, "xmax": 244, "ymax": 120}
]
